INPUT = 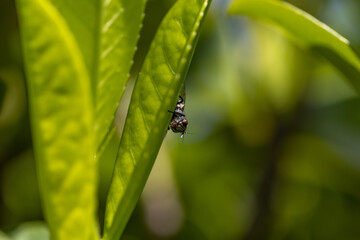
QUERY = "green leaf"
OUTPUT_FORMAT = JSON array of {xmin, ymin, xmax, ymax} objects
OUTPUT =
[
  {"xmin": 102, "ymin": 0, "xmax": 211, "ymax": 239},
  {"xmin": 95, "ymin": 0, "xmax": 147, "ymax": 149},
  {"xmin": 45, "ymin": 0, "xmax": 147, "ymax": 150},
  {"xmin": 46, "ymin": 0, "xmax": 99, "ymax": 80},
  {"xmin": 228, "ymin": 0, "xmax": 360, "ymax": 93},
  {"xmin": 16, "ymin": 0, "xmax": 98, "ymax": 239}
]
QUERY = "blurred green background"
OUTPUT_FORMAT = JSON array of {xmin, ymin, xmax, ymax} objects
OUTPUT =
[{"xmin": 1, "ymin": 0, "xmax": 360, "ymax": 239}]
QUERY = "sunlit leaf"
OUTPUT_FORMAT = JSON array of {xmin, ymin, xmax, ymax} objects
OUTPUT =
[
  {"xmin": 95, "ymin": 0, "xmax": 147, "ymax": 149},
  {"xmin": 228, "ymin": 0, "xmax": 360, "ymax": 93},
  {"xmin": 102, "ymin": 0, "xmax": 212, "ymax": 239},
  {"xmin": 16, "ymin": 0, "xmax": 98, "ymax": 239},
  {"xmin": 46, "ymin": 0, "xmax": 98, "ymax": 79},
  {"xmin": 45, "ymin": 0, "xmax": 147, "ymax": 150}
]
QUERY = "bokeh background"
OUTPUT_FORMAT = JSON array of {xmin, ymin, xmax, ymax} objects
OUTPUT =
[{"xmin": 1, "ymin": 0, "xmax": 360, "ymax": 239}]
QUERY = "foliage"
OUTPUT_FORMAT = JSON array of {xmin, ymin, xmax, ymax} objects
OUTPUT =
[
  {"xmin": 1, "ymin": 0, "xmax": 360, "ymax": 240},
  {"xmin": 103, "ymin": 0, "xmax": 211, "ymax": 239},
  {"xmin": 228, "ymin": 0, "xmax": 360, "ymax": 92},
  {"xmin": 12, "ymin": 0, "xmax": 210, "ymax": 239}
]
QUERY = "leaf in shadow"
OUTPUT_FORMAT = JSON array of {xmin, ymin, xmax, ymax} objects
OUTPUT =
[{"xmin": 228, "ymin": 0, "xmax": 360, "ymax": 94}]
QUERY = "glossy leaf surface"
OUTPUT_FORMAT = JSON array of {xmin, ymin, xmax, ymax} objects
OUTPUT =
[{"xmin": 102, "ymin": 0, "xmax": 211, "ymax": 239}]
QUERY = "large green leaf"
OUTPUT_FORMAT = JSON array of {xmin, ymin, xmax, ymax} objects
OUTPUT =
[
  {"xmin": 46, "ymin": 0, "xmax": 99, "ymax": 80},
  {"xmin": 102, "ymin": 0, "xmax": 211, "ymax": 239},
  {"xmin": 228, "ymin": 0, "xmax": 360, "ymax": 93},
  {"xmin": 16, "ymin": 0, "xmax": 98, "ymax": 239},
  {"xmin": 45, "ymin": 0, "xmax": 148, "ymax": 150}
]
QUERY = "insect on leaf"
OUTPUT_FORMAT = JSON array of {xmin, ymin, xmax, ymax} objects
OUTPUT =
[{"xmin": 102, "ymin": 0, "xmax": 212, "ymax": 239}]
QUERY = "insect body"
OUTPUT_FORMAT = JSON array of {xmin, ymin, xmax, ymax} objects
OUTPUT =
[{"xmin": 168, "ymin": 96, "xmax": 188, "ymax": 138}]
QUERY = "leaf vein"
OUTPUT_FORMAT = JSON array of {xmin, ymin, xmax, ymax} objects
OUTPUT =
[
  {"xmin": 148, "ymin": 61, "xmax": 163, "ymax": 101},
  {"xmin": 161, "ymin": 45, "xmax": 176, "ymax": 75},
  {"xmin": 138, "ymin": 100, "xmax": 150, "ymax": 134},
  {"xmin": 128, "ymin": 127, "xmax": 136, "ymax": 165},
  {"xmin": 102, "ymin": 11, "xmax": 122, "ymax": 33},
  {"xmin": 177, "ymin": 18, "xmax": 188, "ymax": 39},
  {"xmin": 101, "ymin": 34, "xmax": 123, "ymax": 59}
]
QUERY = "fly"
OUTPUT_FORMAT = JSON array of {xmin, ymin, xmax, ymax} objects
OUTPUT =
[{"xmin": 168, "ymin": 85, "xmax": 188, "ymax": 138}]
